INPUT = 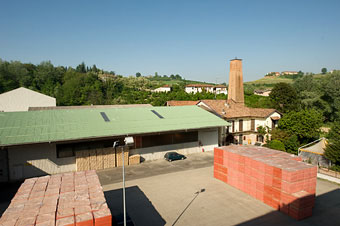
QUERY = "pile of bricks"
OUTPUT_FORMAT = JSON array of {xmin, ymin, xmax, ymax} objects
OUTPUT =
[
  {"xmin": 214, "ymin": 146, "xmax": 317, "ymax": 220},
  {"xmin": 0, "ymin": 170, "xmax": 112, "ymax": 226}
]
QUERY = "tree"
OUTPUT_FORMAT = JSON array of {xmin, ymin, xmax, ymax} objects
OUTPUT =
[
  {"xmin": 283, "ymin": 135, "xmax": 300, "ymax": 154},
  {"xmin": 324, "ymin": 140, "xmax": 340, "ymax": 169},
  {"xmin": 320, "ymin": 72, "xmax": 340, "ymax": 121},
  {"xmin": 278, "ymin": 109, "xmax": 323, "ymax": 143},
  {"xmin": 321, "ymin": 68, "xmax": 327, "ymax": 74},
  {"xmin": 269, "ymin": 82, "xmax": 300, "ymax": 113},
  {"xmin": 327, "ymin": 121, "xmax": 340, "ymax": 141},
  {"xmin": 76, "ymin": 62, "xmax": 86, "ymax": 73},
  {"xmin": 265, "ymin": 140, "xmax": 286, "ymax": 151},
  {"xmin": 92, "ymin": 64, "xmax": 98, "ymax": 72},
  {"xmin": 175, "ymin": 74, "xmax": 182, "ymax": 80},
  {"xmin": 324, "ymin": 121, "xmax": 340, "ymax": 169},
  {"xmin": 136, "ymin": 72, "xmax": 141, "ymax": 77}
]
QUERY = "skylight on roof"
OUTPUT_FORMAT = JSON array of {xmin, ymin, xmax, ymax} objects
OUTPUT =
[
  {"xmin": 151, "ymin": 110, "xmax": 164, "ymax": 119},
  {"xmin": 100, "ymin": 112, "xmax": 110, "ymax": 122}
]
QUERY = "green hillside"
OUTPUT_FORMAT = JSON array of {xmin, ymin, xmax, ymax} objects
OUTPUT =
[{"xmin": 244, "ymin": 76, "xmax": 294, "ymax": 90}]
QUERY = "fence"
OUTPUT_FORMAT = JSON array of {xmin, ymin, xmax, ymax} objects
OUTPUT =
[{"xmin": 318, "ymin": 167, "xmax": 340, "ymax": 179}]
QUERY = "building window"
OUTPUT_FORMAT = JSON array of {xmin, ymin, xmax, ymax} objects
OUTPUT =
[
  {"xmin": 251, "ymin": 119, "xmax": 255, "ymax": 131},
  {"xmin": 257, "ymin": 135, "xmax": 264, "ymax": 143},
  {"xmin": 232, "ymin": 121, "xmax": 235, "ymax": 133},
  {"xmin": 238, "ymin": 134, "xmax": 243, "ymax": 144},
  {"xmin": 239, "ymin": 119, "xmax": 243, "ymax": 132}
]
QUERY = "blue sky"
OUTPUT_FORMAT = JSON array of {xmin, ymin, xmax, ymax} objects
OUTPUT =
[{"xmin": 1, "ymin": 0, "xmax": 339, "ymax": 82}]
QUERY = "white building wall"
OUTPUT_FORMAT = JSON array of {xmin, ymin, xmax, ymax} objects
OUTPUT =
[
  {"xmin": 6, "ymin": 128, "xmax": 220, "ymax": 180},
  {"xmin": 265, "ymin": 112, "xmax": 281, "ymax": 129},
  {"xmin": 185, "ymin": 87, "xmax": 197, "ymax": 94},
  {"xmin": 216, "ymin": 88, "xmax": 228, "ymax": 95},
  {"xmin": 153, "ymin": 87, "xmax": 171, "ymax": 93},
  {"xmin": 8, "ymin": 144, "xmax": 75, "ymax": 181},
  {"xmin": 198, "ymin": 128, "xmax": 219, "ymax": 151},
  {"xmin": 230, "ymin": 113, "xmax": 281, "ymax": 133},
  {"xmin": 0, "ymin": 87, "xmax": 56, "ymax": 112},
  {"xmin": 130, "ymin": 142, "xmax": 200, "ymax": 161},
  {"xmin": 130, "ymin": 128, "xmax": 219, "ymax": 161}
]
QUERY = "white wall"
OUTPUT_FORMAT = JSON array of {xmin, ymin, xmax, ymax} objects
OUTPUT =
[
  {"xmin": 230, "ymin": 112, "xmax": 281, "ymax": 133},
  {"xmin": 153, "ymin": 87, "xmax": 171, "ymax": 93},
  {"xmin": 130, "ymin": 142, "xmax": 200, "ymax": 161},
  {"xmin": 216, "ymin": 88, "xmax": 228, "ymax": 95},
  {"xmin": 265, "ymin": 112, "xmax": 281, "ymax": 128},
  {"xmin": 130, "ymin": 128, "xmax": 219, "ymax": 161},
  {"xmin": 0, "ymin": 87, "xmax": 56, "ymax": 112},
  {"xmin": 8, "ymin": 144, "xmax": 75, "ymax": 181},
  {"xmin": 6, "ymin": 128, "xmax": 220, "ymax": 180},
  {"xmin": 198, "ymin": 128, "xmax": 219, "ymax": 151}
]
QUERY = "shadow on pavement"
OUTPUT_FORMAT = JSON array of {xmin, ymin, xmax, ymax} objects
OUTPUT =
[
  {"xmin": 0, "ymin": 182, "xmax": 22, "ymax": 215},
  {"xmin": 236, "ymin": 188, "xmax": 340, "ymax": 226},
  {"xmin": 104, "ymin": 185, "xmax": 166, "ymax": 226}
]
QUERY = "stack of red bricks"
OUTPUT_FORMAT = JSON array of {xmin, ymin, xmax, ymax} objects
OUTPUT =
[
  {"xmin": 0, "ymin": 170, "xmax": 112, "ymax": 226},
  {"xmin": 214, "ymin": 146, "xmax": 317, "ymax": 220}
]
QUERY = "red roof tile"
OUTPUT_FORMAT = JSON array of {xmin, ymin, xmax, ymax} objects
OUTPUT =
[{"xmin": 166, "ymin": 100, "xmax": 200, "ymax": 106}]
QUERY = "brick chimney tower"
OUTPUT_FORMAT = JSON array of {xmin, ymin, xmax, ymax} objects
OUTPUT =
[{"xmin": 227, "ymin": 58, "xmax": 244, "ymax": 105}]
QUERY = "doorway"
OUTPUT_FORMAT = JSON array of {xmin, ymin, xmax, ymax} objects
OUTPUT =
[{"xmin": 0, "ymin": 149, "xmax": 9, "ymax": 182}]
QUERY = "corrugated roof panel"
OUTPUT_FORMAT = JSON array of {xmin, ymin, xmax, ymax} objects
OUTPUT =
[{"xmin": 0, "ymin": 106, "xmax": 230, "ymax": 146}]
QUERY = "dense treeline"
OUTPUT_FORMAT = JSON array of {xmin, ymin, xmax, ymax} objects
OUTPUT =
[
  {"xmin": 0, "ymin": 59, "xmax": 229, "ymax": 106},
  {"xmin": 264, "ymin": 72, "xmax": 340, "ymax": 168}
]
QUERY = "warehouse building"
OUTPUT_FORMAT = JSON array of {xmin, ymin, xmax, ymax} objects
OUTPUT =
[
  {"xmin": 0, "ymin": 87, "xmax": 56, "ymax": 112},
  {"xmin": 0, "ymin": 106, "xmax": 229, "ymax": 182}
]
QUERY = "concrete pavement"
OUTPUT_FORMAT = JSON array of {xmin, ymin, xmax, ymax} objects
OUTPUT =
[
  {"xmin": 99, "ymin": 153, "xmax": 340, "ymax": 226},
  {"xmin": 98, "ymin": 151, "xmax": 214, "ymax": 185}
]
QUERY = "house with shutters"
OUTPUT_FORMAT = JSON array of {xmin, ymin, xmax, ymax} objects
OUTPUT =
[
  {"xmin": 152, "ymin": 84, "xmax": 171, "ymax": 93},
  {"xmin": 166, "ymin": 58, "xmax": 282, "ymax": 145},
  {"xmin": 185, "ymin": 84, "xmax": 227, "ymax": 95}
]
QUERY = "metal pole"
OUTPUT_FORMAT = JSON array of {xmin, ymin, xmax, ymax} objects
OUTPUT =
[{"xmin": 122, "ymin": 146, "xmax": 126, "ymax": 226}]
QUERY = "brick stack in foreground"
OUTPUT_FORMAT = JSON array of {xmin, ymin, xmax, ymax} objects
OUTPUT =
[
  {"xmin": 0, "ymin": 170, "xmax": 111, "ymax": 226},
  {"xmin": 214, "ymin": 146, "xmax": 317, "ymax": 220}
]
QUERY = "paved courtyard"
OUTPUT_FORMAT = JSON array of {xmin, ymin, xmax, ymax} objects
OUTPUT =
[{"xmin": 99, "ymin": 153, "xmax": 340, "ymax": 226}]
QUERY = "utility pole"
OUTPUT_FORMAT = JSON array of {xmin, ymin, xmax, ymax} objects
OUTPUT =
[{"xmin": 122, "ymin": 146, "xmax": 126, "ymax": 226}]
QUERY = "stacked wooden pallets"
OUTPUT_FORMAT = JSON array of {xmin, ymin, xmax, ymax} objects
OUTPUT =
[
  {"xmin": 128, "ymin": 155, "xmax": 140, "ymax": 165},
  {"xmin": 0, "ymin": 170, "xmax": 111, "ymax": 226},
  {"xmin": 214, "ymin": 146, "xmax": 317, "ymax": 220},
  {"xmin": 76, "ymin": 148, "xmax": 116, "ymax": 171},
  {"xmin": 116, "ymin": 147, "xmax": 129, "ymax": 167},
  {"xmin": 102, "ymin": 148, "xmax": 115, "ymax": 169}
]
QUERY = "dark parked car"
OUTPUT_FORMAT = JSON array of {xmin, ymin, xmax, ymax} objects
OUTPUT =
[{"xmin": 164, "ymin": 152, "xmax": 186, "ymax": 162}]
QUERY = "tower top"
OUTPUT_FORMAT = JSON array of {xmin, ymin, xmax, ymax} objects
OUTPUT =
[
  {"xmin": 227, "ymin": 58, "xmax": 244, "ymax": 105},
  {"xmin": 230, "ymin": 57, "xmax": 242, "ymax": 61}
]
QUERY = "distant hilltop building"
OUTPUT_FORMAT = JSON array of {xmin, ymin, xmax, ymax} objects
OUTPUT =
[
  {"xmin": 152, "ymin": 84, "xmax": 171, "ymax": 93},
  {"xmin": 254, "ymin": 89, "xmax": 272, "ymax": 97},
  {"xmin": 265, "ymin": 71, "xmax": 299, "ymax": 77},
  {"xmin": 265, "ymin": 72, "xmax": 280, "ymax": 77},
  {"xmin": 185, "ymin": 84, "xmax": 227, "ymax": 95},
  {"xmin": 281, "ymin": 71, "xmax": 298, "ymax": 75},
  {"xmin": 0, "ymin": 87, "xmax": 56, "ymax": 112}
]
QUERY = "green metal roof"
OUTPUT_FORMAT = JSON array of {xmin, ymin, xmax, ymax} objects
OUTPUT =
[{"xmin": 0, "ymin": 105, "xmax": 230, "ymax": 147}]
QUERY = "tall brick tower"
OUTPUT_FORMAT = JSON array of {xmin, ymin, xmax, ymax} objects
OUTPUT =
[{"xmin": 227, "ymin": 58, "xmax": 244, "ymax": 105}]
